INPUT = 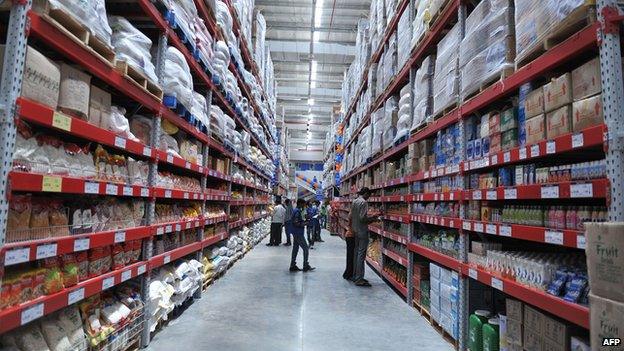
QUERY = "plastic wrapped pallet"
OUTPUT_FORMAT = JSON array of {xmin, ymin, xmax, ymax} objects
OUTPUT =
[
  {"xmin": 432, "ymin": 22, "xmax": 460, "ymax": 117},
  {"xmin": 384, "ymin": 33, "xmax": 398, "ymax": 89},
  {"xmin": 459, "ymin": 0, "xmax": 514, "ymax": 99},
  {"xmin": 411, "ymin": 0, "xmax": 430, "ymax": 49},
  {"xmin": 109, "ymin": 16, "xmax": 158, "ymax": 83},
  {"xmin": 376, "ymin": 0, "xmax": 386, "ymax": 37},
  {"xmin": 397, "ymin": 5, "xmax": 412, "ymax": 71},
  {"xmin": 360, "ymin": 126, "xmax": 372, "ymax": 162},
  {"xmin": 515, "ymin": 0, "xmax": 588, "ymax": 65},
  {"xmin": 395, "ymin": 84, "xmax": 412, "ymax": 142},
  {"xmin": 383, "ymin": 96, "xmax": 399, "ymax": 150},
  {"xmin": 0, "ymin": 45, "xmax": 60, "ymax": 109},
  {"xmin": 215, "ymin": 0, "xmax": 236, "ymax": 44},
  {"xmin": 412, "ymin": 55, "xmax": 435, "ymax": 131},
  {"xmin": 253, "ymin": 10, "xmax": 267, "ymax": 82},
  {"xmin": 47, "ymin": 0, "xmax": 112, "ymax": 45},
  {"xmin": 386, "ymin": 0, "xmax": 397, "ymax": 21},
  {"xmin": 162, "ymin": 46, "xmax": 193, "ymax": 110}
]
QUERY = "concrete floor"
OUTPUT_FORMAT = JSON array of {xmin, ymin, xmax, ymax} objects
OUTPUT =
[{"xmin": 147, "ymin": 230, "xmax": 454, "ymax": 351}]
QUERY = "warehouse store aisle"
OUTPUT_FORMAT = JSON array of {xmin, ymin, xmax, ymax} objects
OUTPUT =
[{"xmin": 147, "ymin": 230, "xmax": 453, "ymax": 351}]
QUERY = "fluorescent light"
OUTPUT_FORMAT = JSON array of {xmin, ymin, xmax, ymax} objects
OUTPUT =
[
  {"xmin": 310, "ymin": 60, "xmax": 318, "ymax": 89},
  {"xmin": 315, "ymin": 0, "xmax": 324, "ymax": 27},
  {"xmin": 311, "ymin": 81, "xmax": 317, "ymax": 88},
  {"xmin": 308, "ymin": 98, "xmax": 315, "ymax": 105},
  {"xmin": 313, "ymin": 31, "xmax": 321, "ymax": 42}
]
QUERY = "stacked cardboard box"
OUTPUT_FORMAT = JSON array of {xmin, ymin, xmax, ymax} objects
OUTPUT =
[
  {"xmin": 429, "ymin": 263, "xmax": 459, "ymax": 340},
  {"xmin": 413, "ymin": 262, "xmax": 430, "ymax": 307},
  {"xmin": 432, "ymin": 22, "xmax": 460, "ymax": 116}
]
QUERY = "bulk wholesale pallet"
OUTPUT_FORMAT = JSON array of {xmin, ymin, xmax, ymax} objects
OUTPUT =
[
  {"xmin": 0, "ymin": 0, "xmax": 277, "ymax": 349},
  {"xmin": 334, "ymin": 0, "xmax": 624, "ymax": 350}
]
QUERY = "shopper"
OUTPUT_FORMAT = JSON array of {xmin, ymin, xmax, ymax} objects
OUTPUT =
[
  {"xmin": 313, "ymin": 200, "xmax": 324, "ymax": 242},
  {"xmin": 290, "ymin": 199, "xmax": 315, "ymax": 272},
  {"xmin": 268, "ymin": 198, "xmax": 286, "ymax": 246},
  {"xmin": 320, "ymin": 200, "xmax": 328, "ymax": 229},
  {"xmin": 351, "ymin": 187, "xmax": 381, "ymax": 287},
  {"xmin": 283, "ymin": 198, "xmax": 293, "ymax": 246},
  {"xmin": 306, "ymin": 200, "xmax": 320, "ymax": 246},
  {"xmin": 342, "ymin": 215, "xmax": 355, "ymax": 280}
]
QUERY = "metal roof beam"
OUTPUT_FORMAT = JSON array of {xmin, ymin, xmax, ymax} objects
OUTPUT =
[{"xmin": 268, "ymin": 40, "xmax": 355, "ymax": 56}]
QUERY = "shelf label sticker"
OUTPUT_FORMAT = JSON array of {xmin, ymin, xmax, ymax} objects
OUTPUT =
[
  {"xmin": 114, "ymin": 136, "xmax": 126, "ymax": 149},
  {"xmin": 577, "ymin": 235, "xmax": 587, "ymax": 249},
  {"xmin": 165, "ymin": 225, "xmax": 172, "ymax": 233},
  {"xmin": 546, "ymin": 141, "xmax": 556, "ymax": 154},
  {"xmin": 105, "ymin": 183, "xmax": 118, "ymax": 196},
  {"xmin": 424, "ymin": 171, "xmax": 430, "ymax": 178},
  {"xmin": 545, "ymin": 230, "xmax": 564, "ymax": 245},
  {"xmin": 491, "ymin": 277, "xmax": 504, "ymax": 291},
  {"xmin": 474, "ymin": 222, "xmax": 484, "ymax": 233},
  {"xmin": 141, "ymin": 188, "xmax": 149, "ymax": 197},
  {"xmin": 450, "ymin": 192, "xmax": 455, "ymax": 201},
  {"xmin": 193, "ymin": 193, "xmax": 199, "ymax": 200},
  {"xmin": 491, "ymin": 154, "xmax": 498, "ymax": 165},
  {"xmin": 449, "ymin": 220, "xmax": 455, "ymax": 228},
  {"xmin": 137, "ymin": 265, "xmax": 147, "ymax": 275},
  {"xmin": 486, "ymin": 190, "xmax": 497, "ymax": 200},
  {"xmin": 572, "ymin": 133, "xmax": 584, "ymax": 148},
  {"xmin": 52, "ymin": 112, "xmax": 72, "ymax": 131},
  {"xmin": 67, "ymin": 287, "xmax": 85, "ymax": 305},
  {"xmin": 156, "ymin": 227, "xmax": 164, "ymax": 235},
  {"xmin": 36, "ymin": 243, "xmax": 57, "ymax": 260},
  {"xmin": 175, "ymin": 223, "xmax": 182, "ymax": 232},
  {"xmin": 541, "ymin": 186, "xmax": 559, "ymax": 199},
  {"xmin": 503, "ymin": 188, "xmax": 517, "ymax": 200},
  {"xmin": 499, "ymin": 225, "xmax": 512, "ymax": 237},
  {"xmin": 114, "ymin": 231, "xmax": 126, "ymax": 243},
  {"xmin": 167, "ymin": 154, "xmax": 174, "ymax": 163},
  {"xmin": 74, "ymin": 237, "xmax": 90, "ymax": 252},
  {"xmin": 143, "ymin": 146, "xmax": 152, "ymax": 157},
  {"xmin": 571, "ymin": 183, "xmax": 593, "ymax": 198},
  {"xmin": 84, "ymin": 182, "xmax": 99, "ymax": 194},
  {"xmin": 530, "ymin": 144, "xmax": 540, "ymax": 158},
  {"xmin": 473, "ymin": 190, "xmax": 482, "ymax": 200},
  {"xmin": 486, "ymin": 224, "xmax": 497, "ymax": 235},
  {"xmin": 102, "ymin": 276, "xmax": 115, "ymax": 290},
  {"xmin": 503, "ymin": 152, "xmax": 511, "ymax": 163},
  {"xmin": 519, "ymin": 147, "xmax": 527, "ymax": 160},
  {"xmin": 469, "ymin": 268, "xmax": 478, "ymax": 280},
  {"xmin": 183, "ymin": 192, "xmax": 189, "ymax": 199},
  {"xmin": 21, "ymin": 303, "xmax": 44, "ymax": 326},
  {"xmin": 42, "ymin": 176, "xmax": 62, "ymax": 192},
  {"xmin": 121, "ymin": 270, "xmax": 132, "ymax": 282},
  {"xmin": 164, "ymin": 190, "xmax": 172, "ymax": 198},
  {"xmin": 198, "ymin": 166, "xmax": 203, "ymax": 173},
  {"xmin": 164, "ymin": 255, "xmax": 171, "ymax": 264},
  {"xmin": 123, "ymin": 186, "xmax": 133, "ymax": 196},
  {"xmin": 434, "ymin": 193, "xmax": 439, "ymax": 201},
  {"xmin": 187, "ymin": 221, "xmax": 193, "ymax": 229},
  {"xmin": 5, "ymin": 247, "xmax": 30, "ymax": 265},
  {"xmin": 463, "ymin": 221, "xmax": 472, "ymax": 231},
  {"xmin": 185, "ymin": 161, "xmax": 191, "ymax": 169}
]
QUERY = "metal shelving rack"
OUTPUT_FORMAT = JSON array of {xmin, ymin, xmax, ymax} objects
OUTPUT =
[
  {"xmin": 0, "ymin": 0, "xmax": 276, "ymax": 347},
  {"xmin": 335, "ymin": 0, "xmax": 624, "ymax": 349}
]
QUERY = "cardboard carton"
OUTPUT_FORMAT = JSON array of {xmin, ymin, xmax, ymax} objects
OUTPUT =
[
  {"xmin": 546, "ymin": 105, "xmax": 572, "ymax": 140},
  {"xmin": 501, "ymin": 128, "xmax": 518, "ymax": 150},
  {"xmin": 506, "ymin": 298, "xmax": 524, "ymax": 322},
  {"xmin": 506, "ymin": 318, "xmax": 523, "ymax": 346},
  {"xmin": 585, "ymin": 222, "xmax": 624, "ymax": 302},
  {"xmin": 572, "ymin": 94, "xmax": 603, "ymax": 132},
  {"xmin": 524, "ymin": 327, "xmax": 544, "ymax": 351},
  {"xmin": 524, "ymin": 87, "xmax": 545, "ymax": 118},
  {"xmin": 572, "ymin": 57, "xmax": 601, "ymax": 101},
  {"xmin": 543, "ymin": 314, "xmax": 570, "ymax": 346},
  {"xmin": 590, "ymin": 293, "xmax": 624, "ymax": 351},
  {"xmin": 500, "ymin": 107, "xmax": 518, "ymax": 132},
  {"xmin": 524, "ymin": 305, "xmax": 545, "ymax": 332},
  {"xmin": 525, "ymin": 114, "xmax": 546, "ymax": 144},
  {"xmin": 89, "ymin": 85, "xmax": 111, "ymax": 129},
  {"xmin": 544, "ymin": 73, "xmax": 573, "ymax": 112}
]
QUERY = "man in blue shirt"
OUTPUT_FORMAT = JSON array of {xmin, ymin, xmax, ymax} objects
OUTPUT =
[{"xmin": 290, "ymin": 199, "xmax": 315, "ymax": 272}]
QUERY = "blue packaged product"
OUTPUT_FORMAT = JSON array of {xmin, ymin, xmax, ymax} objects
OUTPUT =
[
  {"xmin": 467, "ymin": 140, "xmax": 474, "ymax": 160},
  {"xmin": 482, "ymin": 137, "xmax": 490, "ymax": 155},
  {"xmin": 474, "ymin": 139, "xmax": 482, "ymax": 159},
  {"xmin": 518, "ymin": 83, "xmax": 532, "ymax": 146},
  {"xmin": 563, "ymin": 275, "xmax": 588, "ymax": 303}
]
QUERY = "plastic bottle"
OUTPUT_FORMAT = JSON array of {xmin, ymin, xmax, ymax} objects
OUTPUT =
[
  {"xmin": 483, "ymin": 318, "xmax": 500, "ymax": 351},
  {"xmin": 469, "ymin": 310, "xmax": 492, "ymax": 351}
]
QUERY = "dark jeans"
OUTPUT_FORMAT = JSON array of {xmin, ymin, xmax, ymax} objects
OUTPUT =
[
  {"xmin": 291, "ymin": 233, "xmax": 309, "ymax": 267},
  {"xmin": 343, "ymin": 236, "xmax": 355, "ymax": 279},
  {"xmin": 284, "ymin": 221, "xmax": 292, "ymax": 244},
  {"xmin": 270, "ymin": 223, "xmax": 282, "ymax": 245},
  {"xmin": 307, "ymin": 223, "xmax": 315, "ymax": 246},
  {"xmin": 353, "ymin": 235, "xmax": 370, "ymax": 281}
]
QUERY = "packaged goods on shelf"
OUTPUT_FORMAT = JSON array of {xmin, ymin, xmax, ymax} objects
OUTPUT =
[
  {"xmin": 253, "ymin": 10, "xmax": 266, "ymax": 79},
  {"xmin": 432, "ymin": 22, "xmax": 460, "ymax": 116},
  {"xmin": 586, "ymin": 223, "xmax": 624, "ymax": 302},
  {"xmin": 384, "ymin": 259, "xmax": 407, "ymax": 287},
  {"xmin": 162, "ymin": 46, "xmax": 193, "ymax": 111},
  {"xmin": 411, "ymin": 0, "xmax": 430, "ymax": 49},
  {"xmin": 155, "ymin": 202, "xmax": 201, "ymax": 224},
  {"xmin": 397, "ymin": 6, "xmax": 412, "ymax": 71},
  {"xmin": 382, "ymin": 96, "xmax": 399, "ymax": 150},
  {"xmin": 515, "ymin": 0, "xmax": 590, "ymax": 65},
  {"xmin": 395, "ymin": 84, "xmax": 412, "ymax": 142},
  {"xmin": 109, "ymin": 16, "xmax": 158, "ymax": 83},
  {"xmin": 58, "ymin": 63, "xmax": 91, "ymax": 119},
  {"xmin": 375, "ymin": 0, "xmax": 386, "ymax": 40},
  {"xmin": 233, "ymin": 0, "xmax": 254, "ymax": 50},
  {"xmin": 371, "ymin": 109, "xmax": 384, "ymax": 156},
  {"xmin": 459, "ymin": 0, "xmax": 514, "ymax": 98},
  {"xmin": 367, "ymin": 237, "xmax": 382, "ymax": 263},
  {"xmin": 416, "ymin": 229, "xmax": 460, "ymax": 258},
  {"xmin": 412, "ymin": 55, "xmax": 435, "ymax": 131},
  {"xmin": 40, "ymin": 0, "xmax": 112, "ymax": 45},
  {"xmin": 214, "ymin": 0, "xmax": 236, "ymax": 44},
  {"xmin": 429, "ymin": 263, "xmax": 459, "ymax": 339},
  {"xmin": 360, "ymin": 126, "xmax": 372, "ymax": 163}
]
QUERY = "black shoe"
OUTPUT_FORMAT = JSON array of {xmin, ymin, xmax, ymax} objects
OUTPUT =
[
  {"xmin": 266, "ymin": 243, "xmax": 272, "ymax": 246},
  {"xmin": 309, "ymin": 246, "xmax": 315, "ymax": 250},
  {"xmin": 355, "ymin": 280, "xmax": 372, "ymax": 287},
  {"xmin": 303, "ymin": 265, "xmax": 316, "ymax": 272},
  {"xmin": 290, "ymin": 266, "xmax": 301, "ymax": 272},
  {"xmin": 317, "ymin": 239, "xmax": 325, "ymax": 242},
  {"xmin": 283, "ymin": 243, "xmax": 291, "ymax": 246},
  {"xmin": 342, "ymin": 273, "xmax": 352, "ymax": 280}
]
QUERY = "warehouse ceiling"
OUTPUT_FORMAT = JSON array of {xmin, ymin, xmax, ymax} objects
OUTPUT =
[{"xmin": 255, "ymin": 0, "xmax": 370, "ymax": 158}]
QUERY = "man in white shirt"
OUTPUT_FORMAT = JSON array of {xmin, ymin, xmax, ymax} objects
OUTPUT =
[{"xmin": 268, "ymin": 198, "xmax": 286, "ymax": 246}]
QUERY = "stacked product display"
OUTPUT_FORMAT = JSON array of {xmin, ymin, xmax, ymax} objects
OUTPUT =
[
  {"xmin": 333, "ymin": 0, "xmax": 624, "ymax": 349},
  {"xmin": 0, "ymin": 0, "xmax": 276, "ymax": 349}
]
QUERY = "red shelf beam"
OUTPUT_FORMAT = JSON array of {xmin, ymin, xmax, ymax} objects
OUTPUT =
[
  {"xmin": 465, "ymin": 179, "xmax": 608, "ymax": 201},
  {"xmin": 382, "ymin": 270, "xmax": 409, "ymax": 296},
  {"xmin": 369, "ymin": 226, "xmax": 409, "ymax": 245},
  {"xmin": 148, "ymin": 242, "xmax": 202, "ymax": 269},
  {"xmin": 412, "ymin": 215, "xmax": 462, "ymax": 229},
  {"xmin": 383, "ymin": 248, "xmax": 408, "ymax": 267},
  {"xmin": 408, "ymin": 243, "xmax": 462, "ymax": 272},
  {"xmin": 201, "ymin": 231, "xmax": 229, "ymax": 248}
]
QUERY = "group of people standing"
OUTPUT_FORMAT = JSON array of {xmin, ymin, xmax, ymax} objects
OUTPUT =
[{"xmin": 269, "ymin": 197, "xmax": 331, "ymax": 272}]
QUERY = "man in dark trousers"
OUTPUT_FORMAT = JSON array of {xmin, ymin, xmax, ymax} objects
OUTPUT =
[
  {"xmin": 283, "ymin": 198, "xmax": 293, "ymax": 246},
  {"xmin": 350, "ymin": 187, "xmax": 381, "ymax": 286},
  {"xmin": 290, "ymin": 199, "xmax": 315, "ymax": 272},
  {"xmin": 268, "ymin": 198, "xmax": 286, "ymax": 246}
]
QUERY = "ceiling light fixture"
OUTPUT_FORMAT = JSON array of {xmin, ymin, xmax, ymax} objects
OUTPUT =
[
  {"xmin": 314, "ymin": 0, "xmax": 324, "ymax": 28},
  {"xmin": 308, "ymin": 98, "xmax": 315, "ymax": 106}
]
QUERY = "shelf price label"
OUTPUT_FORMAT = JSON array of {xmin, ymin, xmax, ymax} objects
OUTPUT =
[
  {"xmin": 164, "ymin": 190, "xmax": 172, "ymax": 198},
  {"xmin": 114, "ymin": 136, "xmax": 126, "ymax": 149},
  {"xmin": 486, "ymin": 190, "xmax": 497, "ymax": 200},
  {"xmin": 137, "ymin": 265, "xmax": 147, "ymax": 275},
  {"xmin": 74, "ymin": 237, "xmax": 90, "ymax": 252},
  {"xmin": 156, "ymin": 227, "xmax": 164, "ymax": 235},
  {"xmin": 185, "ymin": 161, "xmax": 191, "ymax": 169},
  {"xmin": 499, "ymin": 225, "xmax": 512, "ymax": 237},
  {"xmin": 141, "ymin": 188, "xmax": 149, "ymax": 197},
  {"xmin": 486, "ymin": 224, "xmax": 497, "ymax": 235},
  {"xmin": 84, "ymin": 182, "xmax": 100, "ymax": 194},
  {"xmin": 143, "ymin": 146, "xmax": 152, "ymax": 157},
  {"xmin": 546, "ymin": 141, "xmax": 556, "ymax": 154},
  {"xmin": 469, "ymin": 268, "xmax": 478, "ymax": 280},
  {"xmin": 175, "ymin": 223, "xmax": 182, "ymax": 232},
  {"xmin": 503, "ymin": 152, "xmax": 511, "ymax": 163},
  {"xmin": 474, "ymin": 222, "xmax": 484, "ymax": 233},
  {"xmin": 105, "ymin": 183, "xmax": 118, "ymax": 196},
  {"xmin": 52, "ymin": 111, "xmax": 72, "ymax": 131},
  {"xmin": 571, "ymin": 183, "xmax": 593, "ymax": 198},
  {"xmin": 491, "ymin": 277, "xmax": 504, "ymax": 291},
  {"xmin": 519, "ymin": 147, "xmax": 527, "ymax": 160},
  {"xmin": 21, "ymin": 303, "xmax": 44, "ymax": 326},
  {"xmin": 503, "ymin": 188, "xmax": 517, "ymax": 200},
  {"xmin": 102, "ymin": 276, "xmax": 115, "ymax": 290},
  {"xmin": 121, "ymin": 270, "xmax": 132, "ymax": 282},
  {"xmin": 577, "ymin": 235, "xmax": 587, "ymax": 249},
  {"xmin": 114, "ymin": 231, "xmax": 126, "ymax": 243},
  {"xmin": 67, "ymin": 287, "xmax": 85, "ymax": 305},
  {"xmin": 473, "ymin": 190, "xmax": 482, "ymax": 200},
  {"xmin": 183, "ymin": 192, "xmax": 189, "ymax": 199},
  {"xmin": 5, "ymin": 247, "xmax": 30, "ymax": 266},
  {"xmin": 463, "ymin": 221, "xmax": 472, "ymax": 231},
  {"xmin": 123, "ymin": 186, "xmax": 133, "ymax": 196},
  {"xmin": 36, "ymin": 243, "xmax": 57, "ymax": 260},
  {"xmin": 541, "ymin": 186, "xmax": 559, "ymax": 199},
  {"xmin": 530, "ymin": 144, "xmax": 540, "ymax": 158},
  {"xmin": 164, "ymin": 255, "xmax": 171, "ymax": 264},
  {"xmin": 167, "ymin": 154, "xmax": 174, "ymax": 163},
  {"xmin": 572, "ymin": 133, "xmax": 584, "ymax": 148},
  {"xmin": 42, "ymin": 176, "xmax": 62, "ymax": 192},
  {"xmin": 165, "ymin": 225, "xmax": 172, "ymax": 233},
  {"xmin": 545, "ymin": 230, "xmax": 564, "ymax": 245}
]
